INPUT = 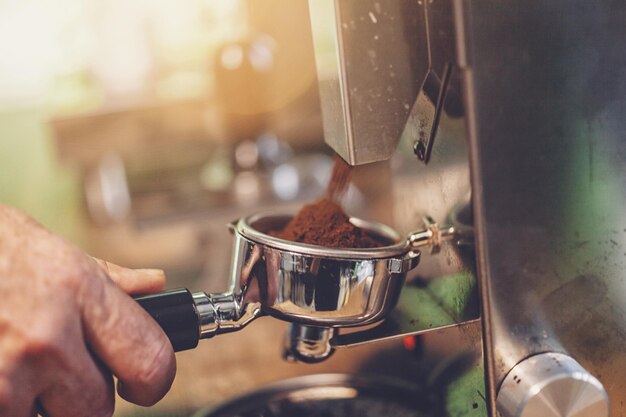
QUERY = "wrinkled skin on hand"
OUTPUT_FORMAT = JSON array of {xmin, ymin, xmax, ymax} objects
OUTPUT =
[{"xmin": 0, "ymin": 204, "xmax": 176, "ymax": 417}]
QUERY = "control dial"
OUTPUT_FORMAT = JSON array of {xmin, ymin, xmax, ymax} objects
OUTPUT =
[{"xmin": 497, "ymin": 352, "xmax": 609, "ymax": 417}]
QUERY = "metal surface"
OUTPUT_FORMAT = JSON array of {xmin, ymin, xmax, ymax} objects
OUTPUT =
[
  {"xmin": 404, "ymin": 0, "xmax": 459, "ymax": 164},
  {"xmin": 192, "ymin": 292, "xmax": 219, "ymax": 336},
  {"xmin": 284, "ymin": 324, "xmax": 336, "ymax": 363},
  {"xmin": 497, "ymin": 353, "xmax": 609, "ymax": 417},
  {"xmin": 459, "ymin": 0, "xmax": 626, "ymax": 415},
  {"xmin": 408, "ymin": 216, "xmax": 457, "ymax": 254},
  {"xmin": 309, "ymin": 0, "xmax": 463, "ymax": 166},
  {"xmin": 194, "ymin": 373, "xmax": 432, "ymax": 417},
  {"xmin": 229, "ymin": 212, "xmax": 419, "ymax": 327},
  {"xmin": 406, "ymin": 68, "xmax": 451, "ymax": 164},
  {"xmin": 308, "ymin": 0, "xmax": 427, "ymax": 165}
]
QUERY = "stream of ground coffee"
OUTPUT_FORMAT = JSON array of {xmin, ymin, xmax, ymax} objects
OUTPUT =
[
  {"xmin": 326, "ymin": 155, "xmax": 351, "ymax": 204},
  {"xmin": 272, "ymin": 156, "xmax": 385, "ymax": 248}
]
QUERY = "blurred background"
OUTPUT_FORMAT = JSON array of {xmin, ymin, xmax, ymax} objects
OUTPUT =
[
  {"xmin": 0, "ymin": 0, "xmax": 326, "ymax": 262},
  {"xmin": 0, "ymin": 0, "xmax": 407, "ymax": 415}
]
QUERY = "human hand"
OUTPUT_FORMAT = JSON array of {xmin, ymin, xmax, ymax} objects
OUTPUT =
[{"xmin": 0, "ymin": 204, "xmax": 176, "ymax": 417}]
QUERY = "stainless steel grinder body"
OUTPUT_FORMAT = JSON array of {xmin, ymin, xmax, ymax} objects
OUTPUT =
[{"xmin": 307, "ymin": 0, "xmax": 625, "ymax": 415}]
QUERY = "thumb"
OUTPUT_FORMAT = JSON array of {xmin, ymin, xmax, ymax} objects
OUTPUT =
[{"xmin": 92, "ymin": 258, "xmax": 166, "ymax": 295}]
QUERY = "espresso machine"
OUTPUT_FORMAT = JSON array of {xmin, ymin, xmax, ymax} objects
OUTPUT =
[{"xmin": 136, "ymin": 1, "xmax": 626, "ymax": 416}]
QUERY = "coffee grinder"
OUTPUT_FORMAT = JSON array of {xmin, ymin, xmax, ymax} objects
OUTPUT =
[{"xmin": 137, "ymin": 1, "xmax": 626, "ymax": 416}]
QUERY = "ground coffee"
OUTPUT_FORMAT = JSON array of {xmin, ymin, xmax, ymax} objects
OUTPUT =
[
  {"xmin": 271, "ymin": 157, "xmax": 386, "ymax": 248},
  {"xmin": 272, "ymin": 198, "xmax": 384, "ymax": 248},
  {"xmin": 326, "ymin": 155, "xmax": 351, "ymax": 203}
]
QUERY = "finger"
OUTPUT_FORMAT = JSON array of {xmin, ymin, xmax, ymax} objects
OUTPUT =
[
  {"xmin": 0, "ymin": 373, "xmax": 37, "ymax": 417},
  {"xmin": 37, "ymin": 347, "xmax": 114, "ymax": 417},
  {"xmin": 92, "ymin": 258, "xmax": 166, "ymax": 295},
  {"xmin": 0, "ymin": 333, "xmax": 42, "ymax": 417},
  {"xmin": 78, "ymin": 271, "xmax": 176, "ymax": 406}
]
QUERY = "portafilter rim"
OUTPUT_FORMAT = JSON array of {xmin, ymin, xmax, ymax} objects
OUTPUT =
[{"xmin": 235, "ymin": 211, "xmax": 410, "ymax": 260}]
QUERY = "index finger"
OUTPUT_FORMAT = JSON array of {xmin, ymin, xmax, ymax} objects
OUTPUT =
[
  {"xmin": 78, "ymin": 266, "xmax": 176, "ymax": 406},
  {"xmin": 92, "ymin": 258, "xmax": 166, "ymax": 295}
]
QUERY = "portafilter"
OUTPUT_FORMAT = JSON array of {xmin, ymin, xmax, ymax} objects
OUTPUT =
[{"xmin": 135, "ymin": 212, "xmax": 454, "ymax": 362}]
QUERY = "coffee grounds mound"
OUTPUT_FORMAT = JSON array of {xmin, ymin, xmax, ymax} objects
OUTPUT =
[{"xmin": 271, "ymin": 198, "xmax": 387, "ymax": 249}]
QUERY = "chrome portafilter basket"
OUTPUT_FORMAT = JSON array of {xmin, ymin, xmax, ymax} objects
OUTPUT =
[{"xmin": 136, "ymin": 211, "xmax": 456, "ymax": 362}]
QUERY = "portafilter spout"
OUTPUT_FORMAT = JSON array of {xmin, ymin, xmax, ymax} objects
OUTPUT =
[{"xmin": 135, "ymin": 212, "xmax": 455, "ymax": 359}]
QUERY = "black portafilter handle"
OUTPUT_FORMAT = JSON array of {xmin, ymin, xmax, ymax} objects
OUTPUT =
[{"xmin": 134, "ymin": 288, "xmax": 200, "ymax": 352}]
